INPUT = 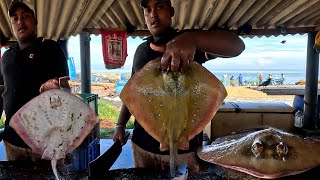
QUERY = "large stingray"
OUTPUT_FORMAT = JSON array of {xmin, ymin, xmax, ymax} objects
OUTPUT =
[
  {"xmin": 198, "ymin": 128, "xmax": 320, "ymax": 179},
  {"xmin": 10, "ymin": 89, "xmax": 98, "ymax": 180},
  {"xmin": 120, "ymin": 58, "xmax": 227, "ymax": 176}
]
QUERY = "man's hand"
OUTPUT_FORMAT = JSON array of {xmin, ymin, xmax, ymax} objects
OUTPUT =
[
  {"xmin": 161, "ymin": 33, "xmax": 196, "ymax": 73},
  {"xmin": 112, "ymin": 124, "xmax": 127, "ymax": 145},
  {"xmin": 39, "ymin": 76, "xmax": 71, "ymax": 93}
]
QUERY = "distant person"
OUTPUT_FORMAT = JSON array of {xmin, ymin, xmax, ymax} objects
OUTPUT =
[
  {"xmin": 222, "ymin": 73, "xmax": 228, "ymax": 86},
  {"xmin": 230, "ymin": 76, "xmax": 235, "ymax": 86},
  {"xmin": 237, "ymin": 74, "xmax": 243, "ymax": 86},
  {"xmin": 268, "ymin": 74, "xmax": 275, "ymax": 85},
  {"xmin": 281, "ymin": 73, "xmax": 286, "ymax": 86},
  {"xmin": 258, "ymin": 73, "xmax": 263, "ymax": 85}
]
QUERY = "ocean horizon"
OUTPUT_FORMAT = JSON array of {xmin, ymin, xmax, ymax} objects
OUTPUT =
[{"xmin": 88, "ymin": 68, "xmax": 312, "ymax": 85}]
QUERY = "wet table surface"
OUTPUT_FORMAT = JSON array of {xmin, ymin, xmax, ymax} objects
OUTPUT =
[{"xmin": 0, "ymin": 139, "xmax": 319, "ymax": 179}]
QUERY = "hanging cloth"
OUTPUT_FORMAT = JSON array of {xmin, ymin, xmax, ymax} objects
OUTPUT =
[{"xmin": 101, "ymin": 29, "xmax": 128, "ymax": 69}]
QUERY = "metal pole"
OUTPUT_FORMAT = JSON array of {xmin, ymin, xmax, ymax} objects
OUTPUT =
[
  {"xmin": 80, "ymin": 33, "xmax": 91, "ymax": 94},
  {"xmin": 303, "ymin": 31, "xmax": 319, "ymax": 129}
]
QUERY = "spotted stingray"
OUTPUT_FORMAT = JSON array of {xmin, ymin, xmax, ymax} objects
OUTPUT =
[
  {"xmin": 10, "ymin": 89, "xmax": 98, "ymax": 180},
  {"xmin": 120, "ymin": 58, "xmax": 227, "ymax": 176},
  {"xmin": 198, "ymin": 128, "xmax": 320, "ymax": 179}
]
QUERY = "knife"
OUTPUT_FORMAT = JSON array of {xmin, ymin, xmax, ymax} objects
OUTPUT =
[{"xmin": 88, "ymin": 131, "xmax": 130, "ymax": 179}]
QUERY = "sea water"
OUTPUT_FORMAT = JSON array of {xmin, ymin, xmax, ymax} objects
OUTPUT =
[
  {"xmin": 91, "ymin": 68, "xmax": 311, "ymax": 86},
  {"xmin": 209, "ymin": 69, "xmax": 308, "ymax": 85}
]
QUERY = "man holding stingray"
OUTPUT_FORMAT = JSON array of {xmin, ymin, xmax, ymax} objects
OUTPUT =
[{"xmin": 113, "ymin": 0, "xmax": 245, "ymax": 172}]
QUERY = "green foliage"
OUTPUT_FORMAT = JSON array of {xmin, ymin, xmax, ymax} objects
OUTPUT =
[
  {"xmin": 97, "ymin": 99, "xmax": 119, "ymax": 122},
  {"xmin": 97, "ymin": 99, "xmax": 135, "ymax": 138},
  {"xmin": 0, "ymin": 113, "xmax": 5, "ymax": 129}
]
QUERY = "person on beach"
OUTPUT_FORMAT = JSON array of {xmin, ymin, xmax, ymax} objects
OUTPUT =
[
  {"xmin": 0, "ymin": 0, "xmax": 70, "ymax": 160},
  {"xmin": 230, "ymin": 76, "xmax": 235, "ymax": 86},
  {"xmin": 222, "ymin": 73, "xmax": 228, "ymax": 86},
  {"xmin": 281, "ymin": 73, "xmax": 286, "ymax": 86},
  {"xmin": 112, "ymin": 0, "xmax": 245, "ymax": 173},
  {"xmin": 237, "ymin": 74, "xmax": 243, "ymax": 86},
  {"xmin": 258, "ymin": 73, "xmax": 263, "ymax": 85}
]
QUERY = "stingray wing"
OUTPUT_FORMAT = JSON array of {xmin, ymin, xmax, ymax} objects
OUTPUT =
[
  {"xmin": 198, "ymin": 128, "xmax": 320, "ymax": 179},
  {"xmin": 9, "ymin": 89, "xmax": 98, "ymax": 160},
  {"xmin": 120, "ymin": 58, "xmax": 227, "ymax": 150}
]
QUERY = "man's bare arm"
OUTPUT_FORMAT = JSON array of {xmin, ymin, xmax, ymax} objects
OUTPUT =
[{"xmin": 161, "ymin": 31, "xmax": 245, "ymax": 72}]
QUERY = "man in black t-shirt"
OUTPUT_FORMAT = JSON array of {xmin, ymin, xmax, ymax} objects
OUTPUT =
[
  {"xmin": 0, "ymin": 0, "xmax": 70, "ymax": 160},
  {"xmin": 113, "ymin": 0, "xmax": 245, "ymax": 172}
]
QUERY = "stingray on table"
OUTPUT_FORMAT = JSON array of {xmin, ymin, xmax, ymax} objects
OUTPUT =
[
  {"xmin": 10, "ymin": 89, "xmax": 98, "ymax": 180},
  {"xmin": 198, "ymin": 128, "xmax": 320, "ymax": 179},
  {"xmin": 120, "ymin": 58, "xmax": 227, "ymax": 176}
]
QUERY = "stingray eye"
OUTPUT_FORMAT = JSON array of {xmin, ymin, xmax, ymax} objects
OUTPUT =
[
  {"xmin": 276, "ymin": 142, "xmax": 288, "ymax": 160},
  {"xmin": 251, "ymin": 140, "xmax": 263, "ymax": 157}
]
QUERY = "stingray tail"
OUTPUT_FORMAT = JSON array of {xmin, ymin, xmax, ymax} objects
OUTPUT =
[
  {"xmin": 169, "ymin": 140, "xmax": 178, "ymax": 178},
  {"xmin": 51, "ymin": 158, "xmax": 60, "ymax": 180}
]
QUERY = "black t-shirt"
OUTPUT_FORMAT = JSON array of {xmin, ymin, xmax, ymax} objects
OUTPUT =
[
  {"xmin": 0, "ymin": 37, "xmax": 69, "ymax": 148},
  {"xmin": 131, "ymin": 30, "xmax": 208, "ymax": 154}
]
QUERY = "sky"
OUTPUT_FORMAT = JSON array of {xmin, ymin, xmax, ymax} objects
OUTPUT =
[
  {"xmin": 65, "ymin": 33, "xmax": 309, "ymax": 73},
  {"xmin": 0, "ymin": 34, "xmax": 309, "ymax": 72}
]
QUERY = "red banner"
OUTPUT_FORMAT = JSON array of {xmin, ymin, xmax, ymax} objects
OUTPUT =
[{"xmin": 101, "ymin": 30, "xmax": 128, "ymax": 69}]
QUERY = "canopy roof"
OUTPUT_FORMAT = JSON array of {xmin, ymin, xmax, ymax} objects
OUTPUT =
[{"xmin": 0, "ymin": 0, "xmax": 319, "ymax": 42}]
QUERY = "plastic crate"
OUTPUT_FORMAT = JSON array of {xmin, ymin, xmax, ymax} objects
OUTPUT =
[
  {"xmin": 72, "ymin": 93, "xmax": 100, "ymax": 171},
  {"xmin": 76, "ymin": 93, "xmax": 99, "ymax": 115},
  {"xmin": 72, "ymin": 137, "xmax": 100, "ymax": 171}
]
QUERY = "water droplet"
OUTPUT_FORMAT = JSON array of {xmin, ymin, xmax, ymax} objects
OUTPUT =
[
  {"xmin": 184, "ymin": 119, "xmax": 187, "ymax": 122},
  {"xmin": 160, "ymin": 104, "xmax": 164, "ymax": 108},
  {"xmin": 178, "ymin": 100, "xmax": 181, "ymax": 103},
  {"xmin": 193, "ymin": 114, "xmax": 196, "ymax": 117},
  {"xmin": 195, "ymin": 102, "xmax": 197, "ymax": 105},
  {"xmin": 158, "ymin": 114, "xmax": 161, "ymax": 117}
]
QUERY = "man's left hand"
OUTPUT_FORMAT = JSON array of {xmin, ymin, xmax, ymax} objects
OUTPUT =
[
  {"xmin": 161, "ymin": 33, "xmax": 196, "ymax": 73},
  {"xmin": 39, "ymin": 76, "xmax": 71, "ymax": 93}
]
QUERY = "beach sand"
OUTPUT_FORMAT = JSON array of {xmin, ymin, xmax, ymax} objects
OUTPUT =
[
  {"xmin": 224, "ymin": 86, "xmax": 295, "ymax": 106},
  {"xmin": 102, "ymin": 85, "xmax": 295, "ymax": 111}
]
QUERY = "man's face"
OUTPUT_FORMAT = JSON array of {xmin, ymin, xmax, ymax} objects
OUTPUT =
[
  {"xmin": 10, "ymin": 7, "xmax": 36, "ymax": 43},
  {"xmin": 143, "ymin": 0, "xmax": 173, "ymax": 36}
]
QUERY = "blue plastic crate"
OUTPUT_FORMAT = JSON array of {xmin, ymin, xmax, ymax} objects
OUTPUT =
[
  {"xmin": 72, "ymin": 94, "xmax": 100, "ymax": 171},
  {"xmin": 72, "ymin": 138, "xmax": 100, "ymax": 171}
]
